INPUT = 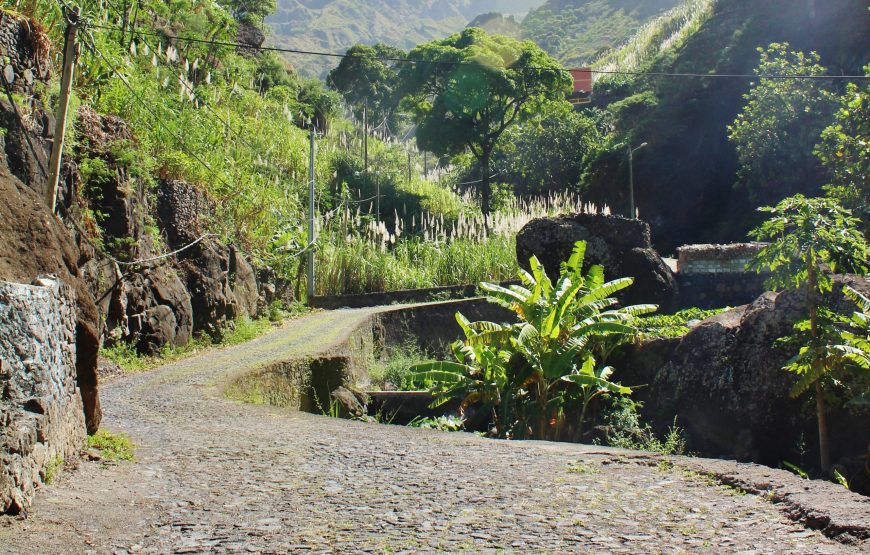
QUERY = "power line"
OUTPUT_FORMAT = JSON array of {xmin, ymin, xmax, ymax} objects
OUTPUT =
[{"xmin": 89, "ymin": 22, "xmax": 870, "ymax": 81}]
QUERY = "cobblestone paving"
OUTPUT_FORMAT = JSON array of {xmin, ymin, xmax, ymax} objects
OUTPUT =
[{"xmin": 1, "ymin": 309, "xmax": 863, "ymax": 554}]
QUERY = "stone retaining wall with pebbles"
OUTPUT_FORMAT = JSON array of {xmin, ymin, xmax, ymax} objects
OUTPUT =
[{"xmin": 0, "ymin": 277, "xmax": 86, "ymax": 515}]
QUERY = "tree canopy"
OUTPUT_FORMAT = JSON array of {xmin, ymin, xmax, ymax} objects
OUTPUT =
[
  {"xmin": 727, "ymin": 43, "xmax": 837, "ymax": 203},
  {"xmin": 327, "ymin": 44, "xmax": 406, "ymax": 130},
  {"xmin": 398, "ymin": 28, "xmax": 571, "ymax": 221},
  {"xmin": 816, "ymin": 67, "xmax": 870, "ymax": 235}
]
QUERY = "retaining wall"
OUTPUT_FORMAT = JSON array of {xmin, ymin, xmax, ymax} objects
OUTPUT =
[
  {"xmin": 675, "ymin": 243, "xmax": 769, "ymax": 309},
  {"xmin": 223, "ymin": 298, "xmax": 513, "ymax": 413},
  {"xmin": 677, "ymin": 243, "xmax": 766, "ymax": 274},
  {"xmin": 0, "ymin": 277, "xmax": 86, "ymax": 515},
  {"xmin": 310, "ymin": 284, "xmax": 481, "ymax": 311}
]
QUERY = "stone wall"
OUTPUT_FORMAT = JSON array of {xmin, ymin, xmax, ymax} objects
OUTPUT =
[
  {"xmin": 310, "ymin": 282, "xmax": 517, "ymax": 310},
  {"xmin": 674, "ymin": 243, "xmax": 769, "ymax": 309},
  {"xmin": 0, "ymin": 12, "xmax": 51, "ymax": 97},
  {"xmin": 677, "ymin": 243, "xmax": 767, "ymax": 274},
  {"xmin": 676, "ymin": 272, "xmax": 769, "ymax": 310},
  {"xmin": 0, "ymin": 277, "xmax": 86, "ymax": 515}
]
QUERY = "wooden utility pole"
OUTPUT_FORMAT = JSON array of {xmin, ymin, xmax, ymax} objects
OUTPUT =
[
  {"xmin": 307, "ymin": 125, "xmax": 316, "ymax": 303},
  {"xmin": 46, "ymin": 6, "xmax": 80, "ymax": 213},
  {"xmin": 363, "ymin": 98, "xmax": 368, "ymax": 173}
]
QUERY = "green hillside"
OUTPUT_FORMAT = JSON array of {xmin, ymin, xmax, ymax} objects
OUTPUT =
[
  {"xmin": 521, "ymin": 0, "xmax": 683, "ymax": 66},
  {"xmin": 267, "ymin": 0, "xmax": 545, "ymax": 76},
  {"xmin": 579, "ymin": 0, "xmax": 870, "ymax": 250}
]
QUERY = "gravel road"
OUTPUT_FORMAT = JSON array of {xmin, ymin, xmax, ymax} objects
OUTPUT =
[{"xmin": 0, "ymin": 308, "xmax": 862, "ymax": 554}]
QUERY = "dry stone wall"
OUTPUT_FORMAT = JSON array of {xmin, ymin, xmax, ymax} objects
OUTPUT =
[
  {"xmin": 0, "ymin": 12, "xmax": 51, "ymax": 97},
  {"xmin": 0, "ymin": 277, "xmax": 86, "ymax": 515}
]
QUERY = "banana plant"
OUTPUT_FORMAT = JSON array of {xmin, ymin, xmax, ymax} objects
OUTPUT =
[
  {"xmin": 409, "ymin": 312, "xmax": 514, "ymax": 434},
  {"xmin": 835, "ymin": 286, "xmax": 870, "ymax": 408},
  {"xmin": 413, "ymin": 241, "xmax": 656, "ymax": 440}
]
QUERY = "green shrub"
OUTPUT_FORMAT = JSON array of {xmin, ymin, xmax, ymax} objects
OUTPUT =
[
  {"xmin": 368, "ymin": 340, "xmax": 432, "ymax": 391},
  {"xmin": 636, "ymin": 307, "xmax": 729, "ymax": 339},
  {"xmin": 602, "ymin": 397, "xmax": 688, "ymax": 456},
  {"xmin": 412, "ymin": 241, "xmax": 656, "ymax": 441},
  {"xmin": 408, "ymin": 415, "xmax": 465, "ymax": 432}
]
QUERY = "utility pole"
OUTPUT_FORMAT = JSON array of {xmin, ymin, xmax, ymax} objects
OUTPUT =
[
  {"xmin": 363, "ymin": 98, "xmax": 368, "ymax": 174},
  {"xmin": 628, "ymin": 142, "xmax": 647, "ymax": 219},
  {"xmin": 46, "ymin": 6, "xmax": 80, "ymax": 213},
  {"xmin": 307, "ymin": 125, "xmax": 316, "ymax": 303}
]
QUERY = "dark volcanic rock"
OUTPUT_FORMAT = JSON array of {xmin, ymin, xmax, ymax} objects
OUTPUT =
[
  {"xmin": 236, "ymin": 21, "xmax": 265, "ymax": 56},
  {"xmin": 0, "ymin": 166, "xmax": 101, "ymax": 433},
  {"xmin": 156, "ymin": 179, "xmax": 260, "ymax": 337},
  {"xmin": 516, "ymin": 214, "xmax": 678, "ymax": 311},
  {"xmin": 75, "ymin": 107, "xmax": 193, "ymax": 353},
  {"xmin": 616, "ymin": 275, "xmax": 870, "ymax": 469}
]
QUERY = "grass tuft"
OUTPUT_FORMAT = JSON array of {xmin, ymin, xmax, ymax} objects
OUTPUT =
[{"xmin": 86, "ymin": 429, "xmax": 135, "ymax": 462}]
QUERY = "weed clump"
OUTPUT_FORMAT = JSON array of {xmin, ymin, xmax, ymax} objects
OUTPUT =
[{"xmin": 86, "ymin": 429, "xmax": 135, "ymax": 462}]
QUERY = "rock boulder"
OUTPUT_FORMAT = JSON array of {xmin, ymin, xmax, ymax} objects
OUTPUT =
[
  {"xmin": 516, "ymin": 214, "xmax": 678, "ymax": 311},
  {"xmin": 156, "ymin": 179, "xmax": 261, "ymax": 337},
  {"xmin": 614, "ymin": 275, "xmax": 870, "ymax": 470},
  {"xmin": 0, "ymin": 166, "xmax": 101, "ymax": 433}
]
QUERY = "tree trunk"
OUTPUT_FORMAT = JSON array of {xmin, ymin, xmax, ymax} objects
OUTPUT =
[
  {"xmin": 807, "ymin": 255, "xmax": 831, "ymax": 474},
  {"xmin": 816, "ymin": 381, "xmax": 831, "ymax": 473},
  {"xmin": 536, "ymin": 378, "xmax": 547, "ymax": 440},
  {"xmin": 480, "ymin": 151, "xmax": 492, "ymax": 234}
]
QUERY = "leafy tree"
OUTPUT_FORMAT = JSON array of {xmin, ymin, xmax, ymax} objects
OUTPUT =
[
  {"xmin": 728, "ymin": 43, "xmax": 837, "ymax": 203},
  {"xmin": 297, "ymin": 79, "xmax": 342, "ymax": 131},
  {"xmin": 254, "ymin": 53, "xmax": 295, "ymax": 92},
  {"xmin": 494, "ymin": 103, "xmax": 608, "ymax": 196},
  {"xmin": 221, "ymin": 0, "xmax": 276, "ymax": 25},
  {"xmin": 398, "ymin": 28, "xmax": 571, "ymax": 225},
  {"xmin": 327, "ymin": 44, "xmax": 406, "ymax": 130},
  {"xmin": 749, "ymin": 195, "xmax": 869, "ymax": 473},
  {"xmin": 412, "ymin": 241, "xmax": 655, "ymax": 441},
  {"xmin": 816, "ymin": 67, "xmax": 870, "ymax": 234}
]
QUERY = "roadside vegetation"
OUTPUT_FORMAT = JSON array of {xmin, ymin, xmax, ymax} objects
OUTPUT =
[
  {"xmin": 86, "ymin": 429, "xmax": 135, "ymax": 462},
  {"xmin": 411, "ymin": 240, "xmax": 656, "ymax": 441},
  {"xmin": 101, "ymin": 307, "xmax": 303, "ymax": 373}
]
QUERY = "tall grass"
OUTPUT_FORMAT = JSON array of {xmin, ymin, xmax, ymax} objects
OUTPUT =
[
  {"xmin": 593, "ymin": 0, "xmax": 716, "ymax": 78},
  {"xmin": 314, "ymin": 192, "xmax": 609, "ymax": 296}
]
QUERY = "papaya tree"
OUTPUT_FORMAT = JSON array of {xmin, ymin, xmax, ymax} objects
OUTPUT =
[
  {"xmin": 749, "ymin": 195, "xmax": 869, "ymax": 473},
  {"xmin": 412, "ymin": 241, "xmax": 655, "ymax": 440}
]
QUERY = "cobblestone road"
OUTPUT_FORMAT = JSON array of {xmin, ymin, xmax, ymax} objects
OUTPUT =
[{"xmin": 1, "ymin": 309, "xmax": 863, "ymax": 554}]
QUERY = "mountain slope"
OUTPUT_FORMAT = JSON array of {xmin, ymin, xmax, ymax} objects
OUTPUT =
[
  {"xmin": 521, "ymin": 0, "xmax": 683, "ymax": 66},
  {"xmin": 581, "ymin": 0, "xmax": 870, "ymax": 251},
  {"xmin": 267, "ymin": 0, "xmax": 545, "ymax": 76}
]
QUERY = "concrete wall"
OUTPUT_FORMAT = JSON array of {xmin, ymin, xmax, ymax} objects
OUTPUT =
[{"xmin": 0, "ymin": 277, "xmax": 86, "ymax": 515}]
